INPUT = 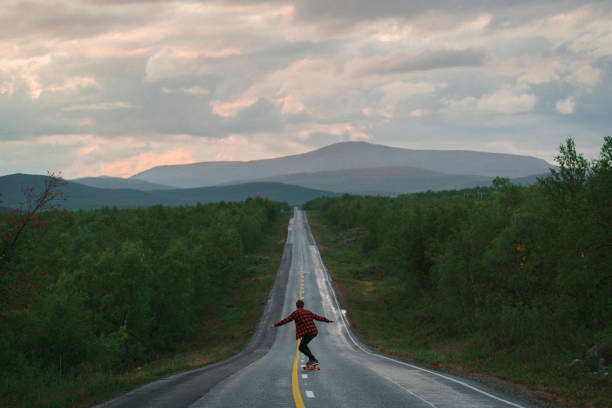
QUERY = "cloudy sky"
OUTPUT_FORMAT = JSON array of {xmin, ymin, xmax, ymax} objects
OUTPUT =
[{"xmin": 1, "ymin": 0, "xmax": 611, "ymax": 178}]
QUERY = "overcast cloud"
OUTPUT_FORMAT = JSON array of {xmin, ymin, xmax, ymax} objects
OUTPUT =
[{"xmin": 0, "ymin": 0, "xmax": 611, "ymax": 177}]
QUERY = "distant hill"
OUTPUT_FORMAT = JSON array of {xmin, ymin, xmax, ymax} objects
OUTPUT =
[
  {"xmin": 131, "ymin": 141, "xmax": 553, "ymax": 188},
  {"xmin": 72, "ymin": 176, "xmax": 175, "ymax": 190},
  {"xmin": 224, "ymin": 166, "xmax": 494, "ymax": 195},
  {"xmin": 0, "ymin": 174, "xmax": 337, "ymax": 210},
  {"xmin": 225, "ymin": 167, "xmax": 554, "ymax": 195},
  {"xmin": 510, "ymin": 173, "xmax": 549, "ymax": 186}
]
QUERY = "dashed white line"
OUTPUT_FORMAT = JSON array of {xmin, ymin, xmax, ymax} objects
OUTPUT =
[
  {"xmin": 305, "ymin": 391, "xmax": 315, "ymax": 398},
  {"xmin": 302, "ymin": 374, "xmax": 308, "ymax": 379},
  {"xmin": 387, "ymin": 378, "xmax": 438, "ymax": 408}
]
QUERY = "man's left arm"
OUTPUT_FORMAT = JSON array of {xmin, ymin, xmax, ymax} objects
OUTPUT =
[{"xmin": 313, "ymin": 313, "xmax": 333, "ymax": 323}]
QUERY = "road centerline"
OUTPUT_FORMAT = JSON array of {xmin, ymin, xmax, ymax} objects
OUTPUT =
[
  {"xmin": 292, "ymin": 341, "xmax": 305, "ymax": 408},
  {"xmin": 292, "ymin": 263, "xmax": 306, "ymax": 408}
]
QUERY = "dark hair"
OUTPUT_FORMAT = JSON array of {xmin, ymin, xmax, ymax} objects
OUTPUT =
[{"xmin": 296, "ymin": 299, "xmax": 304, "ymax": 308}]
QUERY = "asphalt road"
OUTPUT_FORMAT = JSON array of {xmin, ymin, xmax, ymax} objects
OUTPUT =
[{"xmin": 95, "ymin": 208, "xmax": 543, "ymax": 408}]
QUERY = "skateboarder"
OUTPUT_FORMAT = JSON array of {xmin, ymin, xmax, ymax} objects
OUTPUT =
[{"xmin": 269, "ymin": 299, "xmax": 333, "ymax": 367}]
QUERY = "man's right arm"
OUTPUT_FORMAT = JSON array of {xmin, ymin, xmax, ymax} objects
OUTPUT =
[{"xmin": 269, "ymin": 311, "xmax": 296, "ymax": 328}]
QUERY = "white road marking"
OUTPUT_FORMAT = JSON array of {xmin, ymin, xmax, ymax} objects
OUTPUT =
[
  {"xmin": 302, "ymin": 374, "xmax": 308, "ymax": 379},
  {"xmin": 305, "ymin": 391, "xmax": 315, "ymax": 398},
  {"xmin": 387, "ymin": 377, "xmax": 438, "ymax": 408}
]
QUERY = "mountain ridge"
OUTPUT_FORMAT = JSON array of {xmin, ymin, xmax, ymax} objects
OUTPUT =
[
  {"xmin": 72, "ymin": 177, "xmax": 174, "ymax": 191},
  {"xmin": 0, "ymin": 174, "xmax": 336, "ymax": 210},
  {"xmin": 130, "ymin": 141, "xmax": 552, "ymax": 188},
  {"xmin": 222, "ymin": 165, "xmax": 496, "ymax": 195}
]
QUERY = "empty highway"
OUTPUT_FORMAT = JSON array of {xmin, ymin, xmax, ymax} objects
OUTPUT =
[{"xmin": 95, "ymin": 209, "xmax": 543, "ymax": 408}]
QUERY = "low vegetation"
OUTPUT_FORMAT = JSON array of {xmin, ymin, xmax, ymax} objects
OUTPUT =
[
  {"xmin": 305, "ymin": 137, "xmax": 612, "ymax": 407},
  {"xmin": 0, "ymin": 196, "xmax": 289, "ymax": 407}
]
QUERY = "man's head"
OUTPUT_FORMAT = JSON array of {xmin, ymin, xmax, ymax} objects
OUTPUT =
[{"xmin": 296, "ymin": 299, "xmax": 304, "ymax": 309}]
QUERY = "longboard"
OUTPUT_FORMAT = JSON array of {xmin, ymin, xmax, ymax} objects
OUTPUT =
[{"xmin": 302, "ymin": 365, "xmax": 321, "ymax": 371}]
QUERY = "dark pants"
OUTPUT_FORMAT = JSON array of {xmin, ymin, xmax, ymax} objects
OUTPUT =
[{"xmin": 299, "ymin": 333, "xmax": 317, "ymax": 361}]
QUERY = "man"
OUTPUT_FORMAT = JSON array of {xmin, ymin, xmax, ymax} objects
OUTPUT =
[{"xmin": 269, "ymin": 299, "xmax": 333, "ymax": 367}]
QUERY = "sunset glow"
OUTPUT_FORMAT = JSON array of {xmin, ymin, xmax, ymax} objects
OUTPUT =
[{"xmin": 0, "ymin": 0, "xmax": 610, "ymax": 178}]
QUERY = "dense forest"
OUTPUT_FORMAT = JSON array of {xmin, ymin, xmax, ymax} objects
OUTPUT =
[
  {"xmin": 0, "ymin": 196, "xmax": 286, "ymax": 406},
  {"xmin": 306, "ymin": 137, "xmax": 611, "ymax": 404}
]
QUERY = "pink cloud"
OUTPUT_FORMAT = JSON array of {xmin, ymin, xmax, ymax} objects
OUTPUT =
[
  {"xmin": 0, "ymin": 41, "xmax": 21, "ymax": 58},
  {"xmin": 276, "ymin": 95, "xmax": 305, "ymax": 115},
  {"xmin": 62, "ymin": 102, "xmax": 134, "ymax": 112},
  {"xmin": 210, "ymin": 97, "xmax": 258, "ymax": 117},
  {"xmin": 298, "ymin": 123, "xmax": 370, "ymax": 141},
  {"xmin": 80, "ymin": 45, "xmax": 152, "ymax": 57},
  {"xmin": 168, "ymin": 46, "xmax": 242, "ymax": 59},
  {"xmin": 215, "ymin": 151, "xmax": 233, "ymax": 161},
  {"xmin": 46, "ymin": 76, "xmax": 99, "ymax": 93},
  {"xmin": 101, "ymin": 149, "xmax": 195, "ymax": 178}
]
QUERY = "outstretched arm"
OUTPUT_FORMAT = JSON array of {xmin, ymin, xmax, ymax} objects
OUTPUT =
[
  {"xmin": 312, "ymin": 313, "xmax": 333, "ymax": 323},
  {"xmin": 269, "ymin": 311, "xmax": 296, "ymax": 328}
]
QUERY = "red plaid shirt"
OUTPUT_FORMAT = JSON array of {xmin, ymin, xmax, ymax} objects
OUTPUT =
[{"xmin": 273, "ymin": 308, "xmax": 331, "ymax": 339}]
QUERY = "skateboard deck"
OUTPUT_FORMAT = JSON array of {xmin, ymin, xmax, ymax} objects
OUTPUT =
[{"xmin": 302, "ymin": 365, "xmax": 321, "ymax": 371}]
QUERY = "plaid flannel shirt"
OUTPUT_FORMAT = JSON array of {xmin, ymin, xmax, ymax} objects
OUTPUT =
[{"xmin": 273, "ymin": 308, "xmax": 330, "ymax": 339}]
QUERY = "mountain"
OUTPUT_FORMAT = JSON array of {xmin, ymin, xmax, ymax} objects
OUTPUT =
[
  {"xmin": 130, "ymin": 141, "xmax": 553, "ymax": 188},
  {"xmin": 224, "ymin": 166, "xmax": 494, "ymax": 195},
  {"xmin": 0, "ymin": 174, "xmax": 336, "ymax": 211},
  {"xmin": 72, "ymin": 176, "xmax": 175, "ymax": 190},
  {"xmin": 510, "ymin": 173, "xmax": 549, "ymax": 186}
]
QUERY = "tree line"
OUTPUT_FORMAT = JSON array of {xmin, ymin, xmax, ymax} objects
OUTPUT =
[
  {"xmin": 306, "ymin": 137, "xmax": 611, "ymax": 357},
  {"xmin": 0, "ymin": 196, "xmax": 285, "ymax": 402}
]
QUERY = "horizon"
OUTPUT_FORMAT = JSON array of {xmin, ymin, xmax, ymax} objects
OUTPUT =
[
  {"xmin": 1, "ymin": 140, "xmax": 557, "ymax": 180},
  {"xmin": 1, "ymin": 1, "xmax": 610, "ymax": 178}
]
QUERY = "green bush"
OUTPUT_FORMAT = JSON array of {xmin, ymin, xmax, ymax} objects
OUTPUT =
[{"xmin": 0, "ymin": 198, "xmax": 286, "ymax": 403}]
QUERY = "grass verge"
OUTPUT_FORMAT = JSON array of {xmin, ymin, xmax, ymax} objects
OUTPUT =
[{"xmin": 307, "ymin": 210, "xmax": 611, "ymax": 408}]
